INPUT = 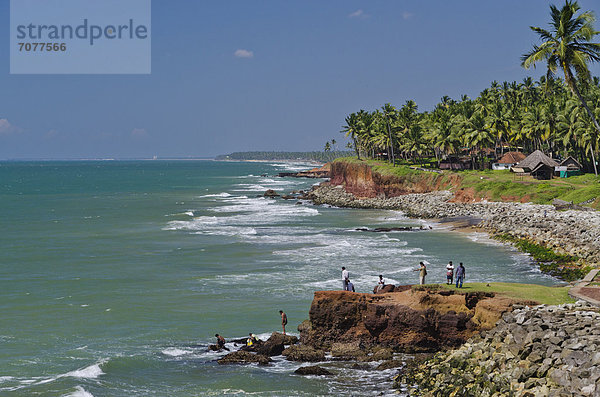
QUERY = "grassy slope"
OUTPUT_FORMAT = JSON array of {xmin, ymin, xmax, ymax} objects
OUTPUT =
[
  {"xmin": 333, "ymin": 157, "xmax": 600, "ymax": 208},
  {"xmin": 431, "ymin": 282, "xmax": 574, "ymax": 305}
]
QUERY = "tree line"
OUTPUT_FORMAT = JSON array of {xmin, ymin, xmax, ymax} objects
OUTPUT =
[
  {"xmin": 216, "ymin": 151, "xmax": 353, "ymax": 162},
  {"xmin": 341, "ymin": 1, "xmax": 600, "ymax": 174}
]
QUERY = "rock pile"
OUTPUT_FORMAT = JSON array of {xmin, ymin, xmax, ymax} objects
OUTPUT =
[
  {"xmin": 308, "ymin": 185, "xmax": 600, "ymax": 265},
  {"xmin": 397, "ymin": 301, "xmax": 600, "ymax": 396}
]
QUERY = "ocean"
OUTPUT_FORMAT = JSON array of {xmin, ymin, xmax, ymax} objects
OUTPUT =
[{"xmin": 0, "ymin": 160, "xmax": 559, "ymax": 396}]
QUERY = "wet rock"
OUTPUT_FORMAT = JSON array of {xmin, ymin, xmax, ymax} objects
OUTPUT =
[
  {"xmin": 257, "ymin": 332, "xmax": 293, "ymax": 356},
  {"xmin": 217, "ymin": 351, "xmax": 271, "ymax": 365},
  {"xmin": 263, "ymin": 189, "xmax": 280, "ymax": 198},
  {"xmin": 282, "ymin": 345, "xmax": 325, "ymax": 362},
  {"xmin": 376, "ymin": 360, "xmax": 404, "ymax": 370},
  {"xmin": 331, "ymin": 342, "xmax": 366, "ymax": 360},
  {"xmin": 294, "ymin": 365, "xmax": 333, "ymax": 376}
]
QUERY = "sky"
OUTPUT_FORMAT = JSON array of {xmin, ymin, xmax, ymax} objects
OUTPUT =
[{"xmin": 1, "ymin": 0, "xmax": 600, "ymax": 159}]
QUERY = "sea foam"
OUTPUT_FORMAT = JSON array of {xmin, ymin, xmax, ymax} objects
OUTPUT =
[{"xmin": 62, "ymin": 386, "xmax": 95, "ymax": 397}]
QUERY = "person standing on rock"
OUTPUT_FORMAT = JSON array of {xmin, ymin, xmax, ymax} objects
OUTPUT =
[
  {"xmin": 341, "ymin": 266, "xmax": 349, "ymax": 291},
  {"xmin": 376, "ymin": 275, "xmax": 385, "ymax": 292},
  {"xmin": 455, "ymin": 263, "xmax": 465, "ymax": 288},
  {"xmin": 446, "ymin": 261, "xmax": 454, "ymax": 285},
  {"xmin": 414, "ymin": 262, "xmax": 427, "ymax": 285},
  {"xmin": 279, "ymin": 310, "xmax": 288, "ymax": 335}
]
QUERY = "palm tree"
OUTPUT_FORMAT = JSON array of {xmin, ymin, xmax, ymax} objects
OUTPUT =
[
  {"xmin": 341, "ymin": 113, "xmax": 361, "ymax": 159},
  {"xmin": 381, "ymin": 103, "xmax": 397, "ymax": 165},
  {"xmin": 521, "ymin": 0, "xmax": 600, "ymax": 174}
]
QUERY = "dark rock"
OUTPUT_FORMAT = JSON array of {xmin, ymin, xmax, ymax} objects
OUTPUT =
[
  {"xmin": 376, "ymin": 360, "xmax": 403, "ymax": 370},
  {"xmin": 331, "ymin": 342, "xmax": 366, "ymax": 360},
  {"xmin": 217, "ymin": 351, "xmax": 271, "ymax": 365},
  {"xmin": 282, "ymin": 345, "xmax": 325, "ymax": 362},
  {"xmin": 256, "ymin": 332, "xmax": 297, "ymax": 357},
  {"xmin": 257, "ymin": 332, "xmax": 286, "ymax": 356},
  {"xmin": 294, "ymin": 365, "xmax": 333, "ymax": 376},
  {"xmin": 369, "ymin": 348, "xmax": 393, "ymax": 361},
  {"xmin": 264, "ymin": 189, "xmax": 280, "ymax": 198}
]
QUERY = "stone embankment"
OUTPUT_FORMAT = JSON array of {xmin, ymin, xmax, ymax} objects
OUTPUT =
[
  {"xmin": 308, "ymin": 184, "xmax": 600, "ymax": 266},
  {"xmin": 398, "ymin": 301, "xmax": 600, "ymax": 396}
]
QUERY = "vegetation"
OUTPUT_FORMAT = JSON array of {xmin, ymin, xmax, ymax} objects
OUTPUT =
[
  {"xmin": 340, "ymin": 1, "xmax": 600, "ymax": 173},
  {"xmin": 215, "ymin": 151, "xmax": 353, "ymax": 162},
  {"xmin": 494, "ymin": 234, "xmax": 591, "ymax": 281},
  {"xmin": 522, "ymin": 0, "xmax": 600, "ymax": 175},
  {"xmin": 333, "ymin": 157, "xmax": 600, "ymax": 207},
  {"xmin": 413, "ymin": 282, "xmax": 574, "ymax": 305}
]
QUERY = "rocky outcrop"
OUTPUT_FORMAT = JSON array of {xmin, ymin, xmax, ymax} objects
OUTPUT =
[
  {"xmin": 278, "ymin": 163, "xmax": 331, "ymax": 178},
  {"xmin": 398, "ymin": 301, "xmax": 600, "ymax": 396},
  {"xmin": 300, "ymin": 289, "xmax": 519, "ymax": 353},
  {"xmin": 294, "ymin": 365, "xmax": 333, "ymax": 376},
  {"xmin": 263, "ymin": 189, "xmax": 280, "ymax": 198},
  {"xmin": 217, "ymin": 351, "xmax": 272, "ymax": 365},
  {"xmin": 256, "ymin": 332, "xmax": 298, "ymax": 356},
  {"xmin": 309, "ymin": 184, "xmax": 600, "ymax": 266}
]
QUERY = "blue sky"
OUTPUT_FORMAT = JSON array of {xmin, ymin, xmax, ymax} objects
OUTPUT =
[{"xmin": 1, "ymin": 0, "xmax": 599, "ymax": 159}]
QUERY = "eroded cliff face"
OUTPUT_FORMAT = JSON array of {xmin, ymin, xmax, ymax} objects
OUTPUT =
[
  {"xmin": 299, "ymin": 289, "xmax": 527, "ymax": 353},
  {"xmin": 328, "ymin": 161, "xmax": 459, "ymax": 198}
]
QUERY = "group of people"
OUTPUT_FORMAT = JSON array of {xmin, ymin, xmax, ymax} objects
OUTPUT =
[
  {"xmin": 341, "ymin": 266, "xmax": 355, "ymax": 292},
  {"xmin": 416, "ymin": 261, "xmax": 466, "ymax": 288},
  {"xmin": 341, "ymin": 262, "xmax": 467, "ymax": 292},
  {"xmin": 213, "ymin": 310, "xmax": 288, "ymax": 351},
  {"xmin": 445, "ymin": 261, "xmax": 466, "ymax": 288}
]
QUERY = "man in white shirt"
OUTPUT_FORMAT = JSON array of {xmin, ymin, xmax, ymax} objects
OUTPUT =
[
  {"xmin": 446, "ymin": 261, "xmax": 454, "ymax": 285},
  {"xmin": 341, "ymin": 266, "xmax": 349, "ymax": 290}
]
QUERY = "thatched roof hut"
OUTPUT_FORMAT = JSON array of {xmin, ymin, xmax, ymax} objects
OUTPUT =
[{"xmin": 516, "ymin": 150, "xmax": 559, "ymax": 171}]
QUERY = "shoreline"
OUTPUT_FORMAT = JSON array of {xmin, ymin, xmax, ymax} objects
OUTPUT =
[{"xmin": 307, "ymin": 183, "xmax": 599, "ymax": 278}]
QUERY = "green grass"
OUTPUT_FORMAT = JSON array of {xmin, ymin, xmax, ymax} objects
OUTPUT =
[
  {"xmin": 435, "ymin": 282, "xmax": 575, "ymax": 305},
  {"xmin": 333, "ymin": 157, "xmax": 600, "ymax": 206}
]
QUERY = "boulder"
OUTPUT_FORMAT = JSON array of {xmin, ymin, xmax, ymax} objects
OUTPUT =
[
  {"xmin": 282, "ymin": 345, "xmax": 325, "ymax": 362},
  {"xmin": 331, "ymin": 342, "xmax": 366, "ymax": 360},
  {"xmin": 376, "ymin": 360, "xmax": 403, "ymax": 370},
  {"xmin": 294, "ymin": 365, "xmax": 333, "ymax": 376},
  {"xmin": 369, "ymin": 348, "xmax": 393, "ymax": 361},
  {"xmin": 217, "ymin": 351, "xmax": 271, "ymax": 365},
  {"xmin": 264, "ymin": 189, "xmax": 280, "ymax": 198},
  {"xmin": 208, "ymin": 344, "xmax": 222, "ymax": 351},
  {"xmin": 256, "ymin": 332, "xmax": 296, "ymax": 356}
]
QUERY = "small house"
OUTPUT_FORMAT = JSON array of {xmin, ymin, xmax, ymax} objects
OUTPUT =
[
  {"xmin": 511, "ymin": 150, "xmax": 559, "ymax": 180},
  {"xmin": 492, "ymin": 151, "xmax": 527, "ymax": 170},
  {"xmin": 556, "ymin": 156, "xmax": 582, "ymax": 178}
]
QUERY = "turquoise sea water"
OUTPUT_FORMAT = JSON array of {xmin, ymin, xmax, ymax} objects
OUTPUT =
[{"xmin": 0, "ymin": 160, "xmax": 558, "ymax": 396}]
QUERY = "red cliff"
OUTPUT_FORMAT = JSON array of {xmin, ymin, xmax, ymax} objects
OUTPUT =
[
  {"xmin": 328, "ymin": 161, "xmax": 459, "ymax": 198},
  {"xmin": 299, "ymin": 289, "xmax": 525, "ymax": 353}
]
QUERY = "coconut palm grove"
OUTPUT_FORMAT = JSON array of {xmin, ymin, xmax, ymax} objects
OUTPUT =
[{"xmin": 340, "ymin": 1, "xmax": 600, "ymax": 175}]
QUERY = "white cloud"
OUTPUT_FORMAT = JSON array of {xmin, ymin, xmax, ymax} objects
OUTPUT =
[
  {"xmin": 131, "ymin": 128, "xmax": 147, "ymax": 137},
  {"xmin": 0, "ymin": 119, "xmax": 18, "ymax": 136},
  {"xmin": 234, "ymin": 49, "xmax": 254, "ymax": 58},
  {"xmin": 348, "ymin": 9, "xmax": 364, "ymax": 18},
  {"xmin": 402, "ymin": 11, "xmax": 414, "ymax": 20}
]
